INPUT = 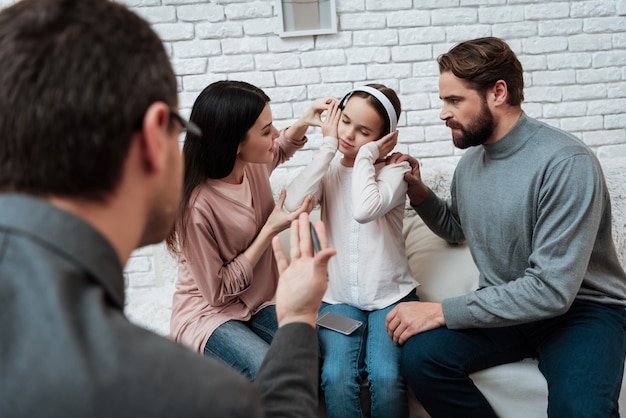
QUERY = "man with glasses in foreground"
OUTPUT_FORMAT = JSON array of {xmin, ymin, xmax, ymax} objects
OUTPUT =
[{"xmin": 0, "ymin": 0, "xmax": 334, "ymax": 417}]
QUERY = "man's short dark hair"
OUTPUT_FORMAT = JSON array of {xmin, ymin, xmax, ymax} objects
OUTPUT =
[
  {"xmin": 437, "ymin": 37, "xmax": 524, "ymax": 106},
  {"xmin": 0, "ymin": 0, "xmax": 177, "ymax": 200}
]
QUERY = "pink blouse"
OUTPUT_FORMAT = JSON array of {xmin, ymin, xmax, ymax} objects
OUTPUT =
[{"xmin": 170, "ymin": 130, "xmax": 306, "ymax": 352}]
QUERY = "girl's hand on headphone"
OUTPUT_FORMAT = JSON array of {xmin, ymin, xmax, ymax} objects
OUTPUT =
[
  {"xmin": 375, "ymin": 130, "xmax": 398, "ymax": 160},
  {"xmin": 321, "ymin": 100, "xmax": 341, "ymax": 140}
]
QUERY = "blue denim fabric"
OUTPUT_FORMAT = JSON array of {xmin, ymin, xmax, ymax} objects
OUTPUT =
[
  {"xmin": 203, "ymin": 305, "xmax": 278, "ymax": 380},
  {"xmin": 319, "ymin": 292, "xmax": 418, "ymax": 418},
  {"xmin": 401, "ymin": 300, "xmax": 626, "ymax": 418}
]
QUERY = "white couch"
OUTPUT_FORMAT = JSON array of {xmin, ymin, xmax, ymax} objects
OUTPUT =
[{"xmin": 125, "ymin": 157, "xmax": 626, "ymax": 418}]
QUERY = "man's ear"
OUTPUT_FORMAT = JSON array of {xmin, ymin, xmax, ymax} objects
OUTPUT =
[
  {"xmin": 138, "ymin": 102, "xmax": 171, "ymax": 174},
  {"xmin": 491, "ymin": 80, "xmax": 508, "ymax": 106}
]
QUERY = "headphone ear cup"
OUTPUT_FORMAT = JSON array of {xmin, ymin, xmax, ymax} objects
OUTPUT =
[{"xmin": 338, "ymin": 92, "xmax": 352, "ymax": 110}]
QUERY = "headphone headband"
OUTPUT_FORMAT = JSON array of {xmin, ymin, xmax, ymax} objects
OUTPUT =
[{"xmin": 338, "ymin": 86, "xmax": 398, "ymax": 133}]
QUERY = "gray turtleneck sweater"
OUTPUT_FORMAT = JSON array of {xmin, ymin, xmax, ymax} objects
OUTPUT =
[{"xmin": 414, "ymin": 112, "xmax": 626, "ymax": 329}]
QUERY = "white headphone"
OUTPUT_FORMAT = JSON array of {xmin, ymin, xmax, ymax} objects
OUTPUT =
[{"xmin": 338, "ymin": 85, "xmax": 398, "ymax": 133}]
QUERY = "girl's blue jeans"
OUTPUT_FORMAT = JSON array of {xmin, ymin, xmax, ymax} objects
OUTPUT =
[
  {"xmin": 318, "ymin": 292, "xmax": 419, "ymax": 418},
  {"xmin": 203, "ymin": 305, "xmax": 277, "ymax": 381},
  {"xmin": 401, "ymin": 299, "xmax": 626, "ymax": 418}
]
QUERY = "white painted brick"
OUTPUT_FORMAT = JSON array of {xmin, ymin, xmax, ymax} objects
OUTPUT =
[
  {"xmin": 340, "ymin": 13, "xmax": 386, "ymax": 30},
  {"xmin": 461, "ymin": 0, "xmax": 507, "ymax": 4},
  {"xmin": 275, "ymin": 68, "xmax": 321, "ymax": 86},
  {"xmin": 605, "ymin": 114, "xmax": 626, "ymax": 129},
  {"xmin": 307, "ymin": 83, "xmax": 353, "ymax": 99},
  {"xmin": 571, "ymin": 0, "xmax": 616, "ymax": 17},
  {"xmin": 533, "ymin": 69, "xmax": 576, "ymax": 85},
  {"xmin": 196, "ymin": 21, "xmax": 243, "ymax": 39},
  {"xmin": 522, "ymin": 37, "xmax": 568, "ymax": 54},
  {"xmin": 584, "ymin": 17, "xmax": 626, "ymax": 33},
  {"xmin": 608, "ymin": 81, "xmax": 626, "ymax": 98},
  {"xmin": 413, "ymin": 0, "xmax": 458, "ymax": 8},
  {"xmin": 337, "ymin": 0, "xmax": 366, "ymax": 13},
  {"xmin": 402, "ymin": 93, "xmax": 432, "ymax": 111},
  {"xmin": 268, "ymin": 36, "xmax": 315, "ymax": 53},
  {"xmin": 172, "ymin": 58, "xmax": 207, "ymax": 75},
  {"xmin": 398, "ymin": 27, "xmax": 446, "ymax": 45},
  {"xmin": 492, "ymin": 21, "xmax": 537, "ymax": 39},
  {"xmin": 221, "ymin": 37, "xmax": 267, "ymax": 54},
  {"xmin": 122, "ymin": 0, "xmax": 161, "ymax": 7},
  {"xmin": 255, "ymin": 53, "xmax": 300, "ymax": 71},
  {"xmin": 593, "ymin": 50, "xmax": 626, "ymax": 68},
  {"xmin": 519, "ymin": 54, "xmax": 548, "ymax": 71},
  {"xmin": 522, "ymin": 103, "xmax": 543, "ymax": 119},
  {"xmin": 126, "ymin": 256, "xmax": 152, "ymax": 273},
  {"xmin": 588, "ymin": 98, "xmax": 626, "ymax": 115},
  {"xmin": 398, "ymin": 125, "xmax": 425, "ymax": 143},
  {"xmin": 562, "ymin": 84, "xmax": 607, "ymax": 101},
  {"xmin": 133, "ymin": 6, "xmax": 176, "ymax": 24},
  {"xmin": 560, "ymin": 115, "xmax": 605, "ymax": 132},
  {"xmin": 127, "ymin": 272, "xmax": 156, "ymax": 289},
  {"xmin": 619, "ymin": 0, "xmax": 626, "ymax": 14},
  {"xmin": 525, "ymin": 86, "xmax": 563, "ymax": 103},
  {"xmin": 613, "ymin": 32, "xmax": 626, "ymax": 48},
  {"xmin": 401, "ymin": 76, "xmax": 438, "ymax": 94},
  {"xmin": 445, "ymin": 25, "xmax": 492, "ymax": 43},
  {"xmin": 173, "ymin": 40, "xmax": 221, "ymax": 59},
  {"xmin": 408, "ymin": 141, "xmax": 455, "ymax": 158},
  {"xmin": 431, "ymin": 8, "xmax": 477, "ymax": 26},
  {"xmin": 321, "ymin": 65, "xmax": 367, "ymax": 82},
  {"xmin": 478, "ymin": 5, "xmax": 524, "ymax": 24},
  {"xmin": 547, "ymin": 52, "xmax": 592, "ymax": 70},
  {"xmin": 153, "ymin": 22, "xmax": 194, "ymax": 41},
  {"xmin": 163, "ymin": 0, "xmax": 204, "ymax": 4},
  {"xmin": 538, "ymin": 19, "xmax": 583, "ymax": 36},
  {"xmin": 130, "ymin": 246, "xmax": 152, "ymax": 257},
  {"xmin": 301, "ymin": 50, "xmax": 347, "ymax": 67},
  {"xmin": 209, "ymin": 54, "xmax": 254, "ymax": 72},
  {"xmin": 227, "ymin": 71, "xmax": 276, "ymax": 88},
  {"xmin": 367, "ymin": 63, "xmax": 412, "ymax": 79},
  {"xmin": 582, "ymin": 129, "xmax": 626, "ymax": 147},
  {"xmin": 391, "ymin": 45, "xmax": 432, "ymax": 63},
  {"xmin": 424, "ymin": 125, "xmax": 453, "ymax": 142},
  {"xmin": 243, "ymin": 18, "xmax": 276, "ymax": 36},
  {"xmin": 596, "ymin": 144, "xmax": 626, "ymax": 159},
  {"xmin": 353, "ymin": 29, "xmax": 398, "ymax": 46},
  {"xmin": 263, "ymin": 85, "xmax": 308, "ymax": 102},
  {"xmin": 568, "ymin": 34, "xmax": 613, "ymax": 52},
  {"xmin": 346, "ymin": 47, "xmax": 391, "ymax": 64},
  {"xmin": 542, "ymin": 102, "xmax": 587, "ymax": 118},
  {"xmin": 576, "ymin": 67, "xmax": 622, "ymax": 83},
  {"xmin": 182, "ymin": 73, "xmax": 225, "ymax": 92},
  {"xmin": 225, "ymin": 2, "xmax": 273, "ymax": 20},
  {"xmin": 177, "ymin": 4, "xmax": 224, "ymax": 22},
  {"xmin": 407, "ymin": 109, "xmax": 443, "ymax": 126},
  {"xmin": 524, "ymin": 2, "xmax": 570, "ymax": 20},
  {"xmin": 315, "ymin": 32, "xmax": 353, "ymax": 49},
  {"xmin": 366, "ymin": 0, "xmax": 412, "ymax": 11},
  {"xmin": 270, "ymin": 102, "xmax": 293, "ymax": 119},
  {"xmin": 387, "ymin": 10, "xmax": 431, "ymax": 27}
]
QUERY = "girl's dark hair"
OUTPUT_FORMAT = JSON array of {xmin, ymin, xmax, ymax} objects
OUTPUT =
[
  {"xmin": 437, "ymin": 37, "xmax": 524, "ymax": 106},
  {"xmin": 166, "ymin": 80, "xmax": 270, "ymax": 255},
  {"xmin": 351, "ymin": 84, "xmax": 401, "ymax": 136}
]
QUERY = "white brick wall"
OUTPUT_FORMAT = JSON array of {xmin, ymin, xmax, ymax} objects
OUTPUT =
[{"xmin": 3, "ymin": 0, "xmax": 624, "ymax": 321}]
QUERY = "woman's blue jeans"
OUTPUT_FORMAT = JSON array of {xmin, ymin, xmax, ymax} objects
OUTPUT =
[
  {"xmin": 204, "ymin": 305, "xmax": 277, "ymax": 381},
  {"xmin": 401, "ymin": 299, "xmax": 626, "ymax": 418},
  {"xmin": 318, "ymin": 292, "xmax": 418, "ymax": 418}
]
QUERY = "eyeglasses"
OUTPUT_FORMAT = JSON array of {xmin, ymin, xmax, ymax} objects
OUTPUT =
[{"xmin": 169, "ymin": 108, "xmax": 202, "ymax": 137}]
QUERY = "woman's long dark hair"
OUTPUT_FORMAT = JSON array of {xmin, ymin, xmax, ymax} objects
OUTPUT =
[{"xmin": 166, "ymin": 80, "xmax": 270, "ymax": 255}]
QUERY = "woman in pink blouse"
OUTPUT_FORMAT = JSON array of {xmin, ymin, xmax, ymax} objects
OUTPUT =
[{"xmin": 167, "ymin": 80, "xmax": 330, "ymax": 380}]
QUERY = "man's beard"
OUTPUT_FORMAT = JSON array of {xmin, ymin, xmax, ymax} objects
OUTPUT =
[{"xmin": 447, "ymin": 99, "xmax": 495, "ymax": 149}]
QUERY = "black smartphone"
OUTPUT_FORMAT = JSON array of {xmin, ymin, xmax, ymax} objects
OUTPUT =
[
  {"xmin": 316, "ymin": 312, "xmax": 363, "ymax": 335},
  {"xmin": 310, "ymin": 222, "xmax": 321, "ymax": 253}
]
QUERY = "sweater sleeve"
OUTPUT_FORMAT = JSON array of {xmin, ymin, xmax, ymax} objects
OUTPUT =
[
  {"xmin": 283, "ymin": 136, "xmax": 338, "ymax": 212},
  {"xmin": 351, "ymin": 141, "xmax": 410, "ymax": 223},
  {"xmin": 269, "ymin": 128, "xmax": 308, "ymax": 173},
  {"xmin": 443, "ymin": 154, "xmax": 606, "ymax": 328},
  {"xmin": 255, "ymin": 323, "xmax": 319, "ymax": 418},
  {"xmin": 183, "ymin": 207, "xmax": 254, "ymax": 306}
]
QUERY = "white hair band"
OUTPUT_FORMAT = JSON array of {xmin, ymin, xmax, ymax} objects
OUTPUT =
[{"xmin": 338, "ymin": 85, "xmax": 398, "ymax": 133}]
